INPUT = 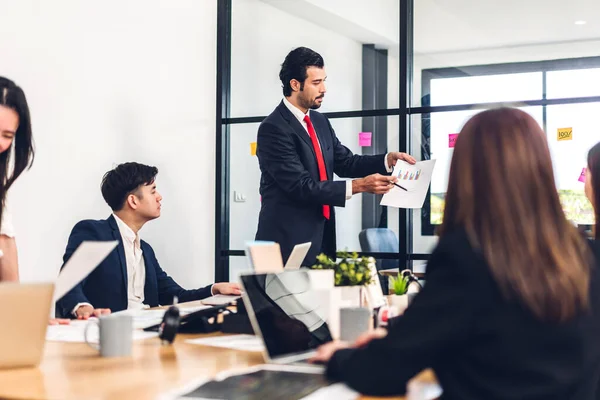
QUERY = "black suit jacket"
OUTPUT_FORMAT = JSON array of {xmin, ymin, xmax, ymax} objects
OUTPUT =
[
  {"xmin": 327, "ymin": 230, "xmax": 600, "ymax": 399},
  {"xmin": 255, "ymin": 101, "xmax": 387, "ymax": 265},
  {"xmin": 56, "ymin": 215, "xmax": 212, "ymax": 317}
]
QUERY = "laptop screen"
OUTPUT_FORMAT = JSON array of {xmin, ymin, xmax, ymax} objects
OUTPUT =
[{"xmin": 240, "ymin": 271, "xmax": 333, "ymax": 360}]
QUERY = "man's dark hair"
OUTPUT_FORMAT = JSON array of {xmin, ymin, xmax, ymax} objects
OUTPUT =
[
  {"xmin": 101, "ymin": 162, "xmax": 158, "ymax": 211},
  {"xmin": 279, "ymin": 47, "xmax": 324, "ymax": 97}
]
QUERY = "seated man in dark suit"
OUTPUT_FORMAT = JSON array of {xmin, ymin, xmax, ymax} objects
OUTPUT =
[{"xmin": 56, "ymin": 162, "xmax": 241, "ymax": 319}]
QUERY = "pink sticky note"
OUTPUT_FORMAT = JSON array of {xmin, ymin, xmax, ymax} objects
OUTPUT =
[
  {"xmin": 578, "ymin": 168, "xmax": 587, "ymax": 183},
  {"xmin": 359, "ymin": 132, "xmax": 372, "ymax": 147},
  {"xmin": 449, "ymin": 133, "xmax": 459, "ymax": 148}
]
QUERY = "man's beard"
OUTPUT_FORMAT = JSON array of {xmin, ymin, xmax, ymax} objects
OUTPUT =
[{"xmin": 299, "ymin": 94, "xmax": 323, "ymax": 110}]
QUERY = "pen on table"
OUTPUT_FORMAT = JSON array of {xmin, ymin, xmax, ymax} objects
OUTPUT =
[{"xmin": 394, "ymin": 182, "xmax": 408, "ymax": 191}]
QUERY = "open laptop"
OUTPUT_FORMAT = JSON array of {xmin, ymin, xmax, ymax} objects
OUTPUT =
[
  {"xmin": 0, "ymin": 283, "xmax": 54, "ymax": 368},
  {"xmin": 284, "ymin": 242, "xmax": 311, "ymax": 270},
  {"xmin": 240, "ymin": 270, "xmax": 332, "ymax": 370},
  {"xmin": 0, "ymin": 240, "xmax": 117, "ymax": 369}
]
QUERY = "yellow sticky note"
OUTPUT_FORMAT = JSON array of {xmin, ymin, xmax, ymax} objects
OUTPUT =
[
  {"xmin": 250, "ymin": 142, "xmax": 257, "ymax": 156},
  {"xmin": 557, "ymin": 127, "xmax": 573, "ymax": 141}
]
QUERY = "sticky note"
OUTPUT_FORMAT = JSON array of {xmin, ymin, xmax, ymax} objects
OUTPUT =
[
  {"xmin": 448, "ymin": 133, "xmax": 459, "ymax": 148},
  {"xmin": 359, "ymin": 132, "xmax": 372, "ymax": 147},
  {"xmin": 557, "ymin": 127, "xmax": 573, "ymax": 141},
  {"xmin": 579, "ymin": 168, "xmax": 587, "ymax": 183},
  {"xmin": 250, "ymin": 142, "xmax": 257, "ymax": 156}
]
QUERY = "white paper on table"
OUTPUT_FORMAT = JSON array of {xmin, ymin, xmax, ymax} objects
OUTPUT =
[
  {"xmin": 186, "ymin": 334, "xmax": 264, "ymax": 352},
  {"xmin": 45, "ymin": 319, "xmax": 157, "ymax": 342},
  {"xmin": 113, "ymin": 305, "xmax": 212, "ymax": 329},
  {"xmin": 201, "ymin": 294, "xmax": 241, "ymax": 306},
  {"xmin": 302, "ymin": 383, "xmax": 358, "ymax": 400},
  {"xmin": 53, "ymin": 241, "xmax": 119, "ymax": 302},
  {"xmin": 381, "ymin": 160, "xmax": 436, "ymax": 209}
]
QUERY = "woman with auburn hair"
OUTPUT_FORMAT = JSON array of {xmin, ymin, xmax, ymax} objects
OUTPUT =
[
  {"xmin": 311, "ymin": 108, "xmax": 600, "ymax": 399},
  {"xmin": 585, "ymin": 142, "xmax": 600, "ymax": 240}
]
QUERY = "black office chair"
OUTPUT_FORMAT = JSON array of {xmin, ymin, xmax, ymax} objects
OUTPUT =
[{"xmin": 359, "ymin": 228, "xmax": 400, "ymax": 292}]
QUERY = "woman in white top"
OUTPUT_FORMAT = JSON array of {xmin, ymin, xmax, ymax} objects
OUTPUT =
[
  {"xmin": 0, "ymin": 77, "xmax": 67, "ymax": 324},
  {"xmin": 0, "ymin": 77, "xmax": 34, "ymax": 281}
]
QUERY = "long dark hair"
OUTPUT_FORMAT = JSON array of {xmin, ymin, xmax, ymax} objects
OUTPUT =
[
  {"xmin": 0, "ymin": 77, "xmax": 35, "ymax": 228},
  {"xmin": 439, "ymin": 108, "xmax": 591, "ymax": 323},
  {"xmin": 588, "ymin": 142, "xmax": 600, "ymax": 240}
]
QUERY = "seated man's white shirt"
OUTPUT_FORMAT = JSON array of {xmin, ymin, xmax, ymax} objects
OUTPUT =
[
  {"xmin": 72, "ymin": 214, "xmax": 148, "ymax": 315},
  {"xmin": 113, "ymin": 214, "xmax": 147, "ymax": 310}
]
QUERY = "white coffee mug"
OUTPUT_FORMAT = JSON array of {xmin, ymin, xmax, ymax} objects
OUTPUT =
[{"xmin": 84, "ymin": 314, "xmax": 133, "ymax": 357}]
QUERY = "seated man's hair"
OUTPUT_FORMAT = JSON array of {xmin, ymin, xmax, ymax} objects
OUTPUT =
[{"xmin": 101, "ymin": 162, "xmax": 158, "ymax": 211}]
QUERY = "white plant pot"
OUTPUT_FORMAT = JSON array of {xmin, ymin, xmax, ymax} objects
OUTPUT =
[
  {"xmin": 387, "ymin": 294, "xmax": 409, "ymax": 314},
  {"xmin": 337, "ymin": 286, "xmax": 364, "ymax": 308}
]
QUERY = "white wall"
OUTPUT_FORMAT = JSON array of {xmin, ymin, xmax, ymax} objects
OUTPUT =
[{"xmin": 0, "ymin": 0, "xmax": 218, "ymax": 288}]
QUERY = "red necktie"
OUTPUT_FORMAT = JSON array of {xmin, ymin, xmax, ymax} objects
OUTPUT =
[{"xmin": 304, "ymin": 114, "xmax": 330, "ymax": 220}]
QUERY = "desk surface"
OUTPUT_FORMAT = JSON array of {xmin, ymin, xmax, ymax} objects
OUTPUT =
[{"xmin": 0, "ymin": 303, "xmax": 437, "ymax": 399}]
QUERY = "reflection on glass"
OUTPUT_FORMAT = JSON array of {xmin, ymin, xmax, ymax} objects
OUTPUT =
[{"xmin": 241, "ymin": 271, "xmax": 332, "ymax": 360}]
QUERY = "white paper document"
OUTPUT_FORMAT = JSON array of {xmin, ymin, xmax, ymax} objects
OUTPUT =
[
  {"xmin": 46, "ymin": 320, "xmax": 157, "ymax": 343},
  {"xmin": 380, "ymin": 160, "xmax": 436, "ymax": 209},
  {"xmin": 186, "ymin": 334, "xmax": 264, "ymax": 352},
  {"xmin": 113, "ymin": 306, "xmax": 212, "ymax": 329},
  {"xmin": 53, "ymin": 241, "xmax": 119, "ymax": 303},
  {"xmin": 302, "ymin": 383, "xmax": 358, "ymax": 400},
  {"xmin": 201, "ymin": 294, "xmax": 241, "ymax": 306}
]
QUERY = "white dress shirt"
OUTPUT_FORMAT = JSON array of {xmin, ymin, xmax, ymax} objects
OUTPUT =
[
  {"xmin": 0, "ymin": 203, "xmax": 16, "ymax": 238},
  {"xmin": 72, "ymin": 214, "xmax": 148, "ymax": 315},
  {"xmin": 113, "ymin": 214, "xmax": 147, "ymax": 310},
  {"xmin": 282, "ymin": 98, "xmax": 392, "ymax": 200},
  {"xmin": 0, "ymin": 203, "xmax": 16, "ymax": 258}
]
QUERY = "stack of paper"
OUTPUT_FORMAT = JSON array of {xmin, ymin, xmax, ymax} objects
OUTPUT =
[
  {"xmin": 46, "ymin": 320, "xmax": 157, "ymax": 343},
  {"xmin": 186, "ymin": 334, "xmax": 264, "ymax": 352}
]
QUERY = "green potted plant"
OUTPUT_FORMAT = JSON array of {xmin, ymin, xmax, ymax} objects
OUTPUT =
[
  {"xmin": 387, "ymin": 274, "xmax": 410, "ymax": 312},
  {"xmin": 311, "ymin": 252, "xmax": 375, "ymax": 307}
]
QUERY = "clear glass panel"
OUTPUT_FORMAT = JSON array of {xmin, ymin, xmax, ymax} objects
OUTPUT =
[
  {"xmin": 547, "ymin": 68, "xmax": 600, "ymax": 99},
  {"xmin": 427, "ymin": 73, "xmax": 542, "ymax": 107},
  {"xmin": 413, "ymin": 0, "xmax": 600, "ymax": 107},
  {"xmin": 410, "ymin": 107, "xmax": 544, "ymax": 253},
  {"xmin": 229, "ymin": 122, "xmax": 261, "ymax": 252},
  {"xmin": 329, "ymin": 115, "xmax": 400, "ymax": 253},
  {"xmin": 228, "ymin": 115, "xmax": 401, "ymax": 252},
  {"xmin": 230, "ymin": 0, "xmax": 400, "ymax": 117},
  {"xmin": 546, "ymin": 103, "xmax": 597, "ymax": 224}
]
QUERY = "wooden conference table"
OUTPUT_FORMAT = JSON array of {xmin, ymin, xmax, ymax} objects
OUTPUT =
[{"xmin": 0, "ymin": 301, "xmax": 439, "ymax": 400}]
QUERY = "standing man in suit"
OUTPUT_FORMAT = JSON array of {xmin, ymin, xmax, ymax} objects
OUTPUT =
[
  {"xmin": 56, "ymin": 162, "xmax": 241, "ymax": 319},
  {"xmin": 256, "ymin": 47, "xmax": 416, "ymax": 266}
]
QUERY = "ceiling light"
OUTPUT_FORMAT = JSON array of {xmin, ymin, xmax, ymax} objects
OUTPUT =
[{"xmin": 574, "ymin": 20, "xmax": 587, "ymax": 25}]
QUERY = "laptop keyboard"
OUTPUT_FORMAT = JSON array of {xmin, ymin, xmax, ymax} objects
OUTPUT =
[{"xmin": 181, "ymin": 369, "xmax": 328, "ymax": 400}]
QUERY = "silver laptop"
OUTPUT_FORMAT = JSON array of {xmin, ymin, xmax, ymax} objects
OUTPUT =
[{"xmin": 240, "ymin": 270, "xmax": 332, "ymax": 369}]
